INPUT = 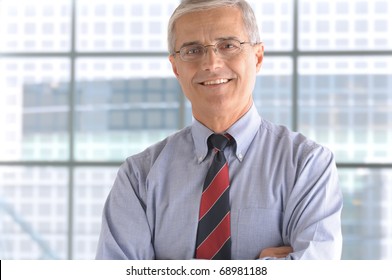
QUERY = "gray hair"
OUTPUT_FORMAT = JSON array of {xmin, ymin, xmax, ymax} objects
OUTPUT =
[{"xmin": 167, "ymin": 0, "xmax": 261, "ymax": 55}]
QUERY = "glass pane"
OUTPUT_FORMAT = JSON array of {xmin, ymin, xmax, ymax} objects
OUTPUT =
[
  {"xmin": 255, "ymin": 57, "xmax": 292, "ymax": 128},
  {"xmin": 340, "ymin": 168, "xmax": 392, "ymax": 260},
  {"xmin": 73, "ymin": 167, "xmax": 117, "ymax": 260},
  {"xmin": 0, "ymin": 58, "xmax": 70, "ymax": 161},
  {"xmin": 0, "ymin": 0, "xmax": 71, "ymax": 52},
  {"xmin": 299, "ymin": 0, "xmax": 392, "ymax": 50},
  {"xmin": 249, "ymin": 0, "xmax": 294, "ymax": 51},
  {"xmin": 298, "ymin": 56, "xmax": 392, "ymax": 163},
  {"xmin": 75, "ymin": 57, "xmax": 180, "ymax": 161},
  {"xmin": 76, "ymin": 0, "xmax": 179, "ymax": 52},
  {"xmin": 0, "ymin": 167, "xmax": 68, "ymax": 259}
]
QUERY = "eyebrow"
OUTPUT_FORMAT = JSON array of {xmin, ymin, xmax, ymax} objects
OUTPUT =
[{"xmin": 179, "ymin": 41, "xmax": 201, "ymax": 48}]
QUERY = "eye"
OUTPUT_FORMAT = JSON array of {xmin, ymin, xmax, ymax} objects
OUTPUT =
[
  {"xmin": 183, "ymin": 45, "xmax": 203, "ymax": 56},
  {"xmin": 218, "ymin": 40, "xmax": 240, "ymax": 52},
  {"xmin": 221, "ymin": 43, "xmax": 235, "ymax": 49}
]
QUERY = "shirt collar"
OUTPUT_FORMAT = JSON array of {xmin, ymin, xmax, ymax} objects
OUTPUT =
[{"xmin": 191, "ymin": 104, "xmax": 261, "ymax": 164}]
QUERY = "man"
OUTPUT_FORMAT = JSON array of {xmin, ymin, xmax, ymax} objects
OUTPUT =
[{"xmin": 96, "ymin": 0, "xmax": 342, "ymax": 260}]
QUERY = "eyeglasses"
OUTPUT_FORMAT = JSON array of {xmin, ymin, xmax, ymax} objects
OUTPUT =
[{"xmin": 173, "ymin": 39, "xmax": 256, "ymax": 62}]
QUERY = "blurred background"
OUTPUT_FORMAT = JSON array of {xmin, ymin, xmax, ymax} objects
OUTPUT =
[{"xmin": 0, "ymin": 0, "xmax": 391, "ymax": 260}]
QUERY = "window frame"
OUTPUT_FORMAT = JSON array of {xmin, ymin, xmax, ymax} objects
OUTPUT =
[{"xmin": 0, "ymin": 0, "xmax": 392, "ymax": 260}]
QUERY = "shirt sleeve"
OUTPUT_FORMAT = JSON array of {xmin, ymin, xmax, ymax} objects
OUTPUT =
[
  {"xmin": 95, "ymin": 159, "xmax": 155, "ymax": 260},
  {"xmin": 281, "ymin": 145, "xmax": 343, "ymax": 259}
]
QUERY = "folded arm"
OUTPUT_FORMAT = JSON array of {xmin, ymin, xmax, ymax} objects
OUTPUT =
[{"xmin": 260, "ymin": 147, "xmax": 343, "ymax": 260}]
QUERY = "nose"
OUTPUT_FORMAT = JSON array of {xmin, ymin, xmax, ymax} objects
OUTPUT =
[{"xmin": 201, "ymin": 45, "xmax": 223, "ymax": 71}]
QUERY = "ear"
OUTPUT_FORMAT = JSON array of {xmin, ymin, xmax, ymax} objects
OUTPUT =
[
  {"xmin": 169, "ymin": 55, "xmax": 180, "ymax": 78},
  {"xmin": 255, "ymin": 43, "xmax": 264, "ymax": 73}
]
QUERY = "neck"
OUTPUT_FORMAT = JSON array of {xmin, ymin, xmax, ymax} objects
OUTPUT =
[{"xmin": 194, "ymin": 100, "xmax": 253, "ymax": 133}]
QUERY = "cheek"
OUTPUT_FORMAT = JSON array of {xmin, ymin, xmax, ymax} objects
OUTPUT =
[
  {"xmin": 177, "ymin": 68, "xmax": 197, "ymax": 88},
  {"xmin": 236, "ymin": 66, "xmax": 254, "ymax": 86},
  {"xmin": 176, "ymin": 71, "xmax": 196, "ymax": 98},
  {"xmin": 178, "ymin": 74, "xmax": 193, "ymax": 91},
  {"xmin": 232, "ymin": 54, "xmax": 256, "ymax": 76},
  {"xmin": 240, "ymin": 58, "xmax": 257, "ymax": 82}
]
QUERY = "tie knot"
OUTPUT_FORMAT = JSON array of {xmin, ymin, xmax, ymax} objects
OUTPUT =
[{"xmin": 209, "ymin": 134, "xmax": 230, "ymax": 151}]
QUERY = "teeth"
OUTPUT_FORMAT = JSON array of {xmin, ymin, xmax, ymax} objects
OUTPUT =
[{"xmin": 202, "ymin": 79, "xmax": 229, "ymax": 86}]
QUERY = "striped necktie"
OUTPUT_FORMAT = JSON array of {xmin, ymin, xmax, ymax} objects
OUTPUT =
[{"xmin": 195, "ymin": 133, "xmax": 232, "ymax": 259}]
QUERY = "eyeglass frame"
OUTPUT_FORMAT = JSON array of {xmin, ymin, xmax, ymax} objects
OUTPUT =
[{"xmin": 172, "ymin": 38, "xmax": 259, "ymax": 62}]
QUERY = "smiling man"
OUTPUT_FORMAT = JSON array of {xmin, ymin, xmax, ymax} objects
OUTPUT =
[
  {"xmin": 168, "ymin": 6, "xmax": 261, "ymax": 134},
  {"xmin": 96, "ymin": 0, "xmax": 343, "ymax": 260}
]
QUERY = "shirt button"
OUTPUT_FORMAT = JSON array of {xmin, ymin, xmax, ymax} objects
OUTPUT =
[{"xmin": 238, "ymin": 153, "xmax": 243, "ymax": 160}]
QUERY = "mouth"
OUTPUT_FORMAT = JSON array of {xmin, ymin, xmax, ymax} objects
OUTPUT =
[{"xmin": 199, "ymin": 78, "xmax": 232, "ymax": 86}]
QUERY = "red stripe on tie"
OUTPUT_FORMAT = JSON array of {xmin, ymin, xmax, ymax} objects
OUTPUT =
[
  {"xmin": 199, "ymin": 163, "xmax": 229, "ymax": 219},
  {"xmin": 196, "ymin": 213, "xmax": 231, "ymax": 259}
]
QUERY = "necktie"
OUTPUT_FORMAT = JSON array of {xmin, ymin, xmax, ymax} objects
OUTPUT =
[{"xmin": 196, "ymin": 133, "xmax": 231, "ymax": 259}]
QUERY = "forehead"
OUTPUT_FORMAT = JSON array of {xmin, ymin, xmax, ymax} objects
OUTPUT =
[{"xmin": 173, "ymin": 6, "xmax": 246, "ymax": 45}]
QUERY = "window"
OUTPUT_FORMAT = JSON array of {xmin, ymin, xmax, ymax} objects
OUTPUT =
[{"xmin": 0, "ymin": 0, "xmax": 391, "ymax": 259}]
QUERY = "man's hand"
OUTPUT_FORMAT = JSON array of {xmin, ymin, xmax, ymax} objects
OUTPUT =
[{"xmin": 259, "ymin": 246, "xmax": 293, "ymax": 259}]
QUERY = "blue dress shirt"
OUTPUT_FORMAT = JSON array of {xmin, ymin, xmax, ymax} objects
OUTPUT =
[{"xmin": 96, "ymin": 105, "xmax": 343, "ymax": 260}]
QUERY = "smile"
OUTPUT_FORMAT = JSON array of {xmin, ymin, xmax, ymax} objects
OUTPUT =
[{"xmin": 200, "ymin": 79, "xmax": 231, "ymax": 86}]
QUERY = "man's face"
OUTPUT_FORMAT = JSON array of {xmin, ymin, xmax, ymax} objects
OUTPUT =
[{"xmin": 169, "ymin": 6, "xmax": 264, "ymax": 122}]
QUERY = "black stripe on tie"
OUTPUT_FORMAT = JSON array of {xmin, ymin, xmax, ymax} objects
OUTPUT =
[
  {"xmin": 212, "ymin": 237, "xmax": 231, "ymax": 260},
  {"xmin": 196, "ymin": 187, "xmax": 230, "ymax": 247}
]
